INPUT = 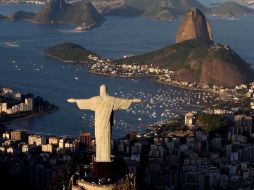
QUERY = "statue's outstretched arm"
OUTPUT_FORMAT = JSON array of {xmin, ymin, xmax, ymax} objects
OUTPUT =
[
  {"xmin": 67, "ymin": 97, "xmax": 100, "ymax": 111},
  {"xmin": 113, "ymin": 97, "xmax": 141, "ymax": 110},
  {"xmin": 132, "ymin": 98, "xmax": 142, "ymax": 103},
  {"xmin": 67, "ymin": 98, "xmax": 76, "ymax": 103}
]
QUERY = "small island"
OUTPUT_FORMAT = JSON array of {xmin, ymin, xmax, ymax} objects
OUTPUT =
[
  {"xmin": 44, "ymin": 42, "xmax": 100, "ymax": 64},
  {"xmin": 0, "ymin": 87, "xmax": 58, "ymax": 124},
  {"xmin": 7, "ymin": 11, "xmax": 35, "ymax": 21},
  {"xmin": 0, "ymin": 11, "xmax": 35, "ymax": 21}
]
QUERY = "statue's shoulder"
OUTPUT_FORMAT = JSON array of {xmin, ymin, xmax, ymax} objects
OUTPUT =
[
  {"xmin": 106, "ymin": 96, "xmax": 115, "ymax": 100},
  {"xmin": 90, "ymin": 96, "xmax": 102, "ymax": 103}
]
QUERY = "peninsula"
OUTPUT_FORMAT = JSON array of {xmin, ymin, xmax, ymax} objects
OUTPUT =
[
  {"xmin": 0, "ymin": 87, "xmax": 58, "ymax": 124},
  {"xmin": 115, "ymin": 8, "xmax": 254, "ymax": 88}
]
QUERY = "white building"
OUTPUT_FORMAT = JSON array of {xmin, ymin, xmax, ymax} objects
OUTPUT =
[
  {"xmin": 49, "ymin": 136, "xmax": 59, "ymax": 145},
  {"xmin": 251, "ymin": 101, "xmax": 254, "ymax": 109},
  {"xmin": 7, "ymin": 147, "xmax": 15, "ymax": 154},
  {"xmin": 6, "ymin": 108, "xmax": 13, "ymax": 115},
  {"xmin": 11, "ymin": 105, "xmax": 19, "ymax": 114},
  {"xmin": 19, "ymin": 102, "xmax": 28, "ymax": 112},
  {"xmin": 14, "ymin": 93, "xmax": 22, "ymax": 101},
  {"xmin": 25, "ymin": 98, "xmax": 34, "ymax": 111},
  {"xmin": 214, "ymin": 109, "xmax": 226, "ymax": 115},
  {"xmin": 0, "ymin": 146, "xmax": 6, "ymax": 153},
  {"xmin": 65, "ymin": 140, "xmax": 79, "ymax": 152},
  {"xmin": 234, "ymin": 115, "xmax": 252, "ymax": 134},
  {"xmin": 28, "ymin": 135, "xmax": 47, "ymax": 146},
  {"xmin": 59, "ymin": 138, "xmax": 65, "ymax": 148},
  {"xmin": 22, "ymin": 144, "xmax": 35, "ymax": 154},
  {"xmin": 2, "ymin": 88, "xmax": 13, "ymax": 94},
  {"xmin": 42, "ymin": 144, "xmax": 54, "ymax": 153},
  {"xmin": 185, "ymin": 112, "xmax": 196, "ymax": 126},
  {"xmin": 0, "ymin": 103, "xmax": 8, "ymax": 113},
  {"xmin": 2, "ymin": 132, "xmax": 10, "ymax": 140}
]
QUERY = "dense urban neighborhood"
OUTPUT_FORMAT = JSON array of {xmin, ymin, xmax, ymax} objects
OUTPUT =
[
  {"xmin": 1, "ymin": 84, "xmax": 254, "ymax": 189},
  {"xmin": 0, "ymin": 87, "xmax": 58, "ymax": 124}
]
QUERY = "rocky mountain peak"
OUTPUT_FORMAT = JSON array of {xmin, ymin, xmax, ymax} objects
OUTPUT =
[{"xmin": 176, "ymin": 8, "xmax": 213, "ymax": 43}]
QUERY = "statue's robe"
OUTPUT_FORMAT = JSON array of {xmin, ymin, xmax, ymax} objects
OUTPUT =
[{"xmin": 75, "ymin": 96, "xmax": 133, "ymax": 162}]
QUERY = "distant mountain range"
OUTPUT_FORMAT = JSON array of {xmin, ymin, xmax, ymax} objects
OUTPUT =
[
  {"xmin": 0, "ymin": 0, "xmax": 253, "ymax": 24},
  {"xmin": 91, "ymin": 0, "xmax": 207, "ymax": 21},
  {"xmin": 91, "ymin": 0, "xmax": 254, "ymax": 21},
  {"xmin": 208, "ymin": 1, "xmax": 254, "ymax": 18}
]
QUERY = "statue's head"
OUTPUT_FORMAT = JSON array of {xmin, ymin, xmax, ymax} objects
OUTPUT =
[{"xmin": 100, "ymin": 84, "xmax": 108, "ymax": 97}]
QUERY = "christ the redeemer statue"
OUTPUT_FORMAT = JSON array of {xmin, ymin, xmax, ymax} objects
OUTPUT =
[{"xmin": 67, "ymin": 84, "xmax": 141, "ymax": 163}]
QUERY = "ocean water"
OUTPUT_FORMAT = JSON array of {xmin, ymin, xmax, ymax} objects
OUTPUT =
[
  {"xmin": 0, "ymin": 5, "xmax": 254, "ymax": 137},
  {"xmin": 199, "ymin": 0, "xmax": 228, "ymax": 7}
]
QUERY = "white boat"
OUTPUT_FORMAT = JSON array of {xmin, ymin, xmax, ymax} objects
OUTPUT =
[
  {"xmin": 123, "ymin": 54, "xmax": 134, "ymax": 58},
  {"xmin": 74, "ymin": 26, "xmax": 86, "ymax": 32},
  {"xmin": 74, "ymin": 23, "xmax": 95, "ymax": 32},
  {"xmin": 4, "ymin": 41, "xmax": 20, "ymax": 48}
]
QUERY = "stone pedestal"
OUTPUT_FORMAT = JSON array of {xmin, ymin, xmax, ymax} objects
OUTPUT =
[
  {"xmin": 71, "ymin": 155, "xmax": 136, "ymax": 190},
  {"xmin": 92, "ymin": 161, "xmax": 113, "ymax": 179}
]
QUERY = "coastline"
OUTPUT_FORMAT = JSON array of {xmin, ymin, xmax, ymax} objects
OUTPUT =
[
  {"xmin": 44, "ymin": 53, "xmax": 96, "ymax": 65},
  {"xmin": 1, "ymin": 108, "xmax": 58, "ymax": 125},
  {"xmin": 154, "ymin": 79, "xmax": 218, "ymax": 94},
  {"xmin": 44, "ymin": 54, "xmax": 76, "ymax": 64},
  {"xmin": 89, "ymin": 70, "xmax": 224, "ymax": 95},
  {"xmin": 88, "ymin": 70, "xmax": 159, "ymax": 79},
  {"xmin": 44, "ymin": 55, "xmax": 237, "ymax": 99}
]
